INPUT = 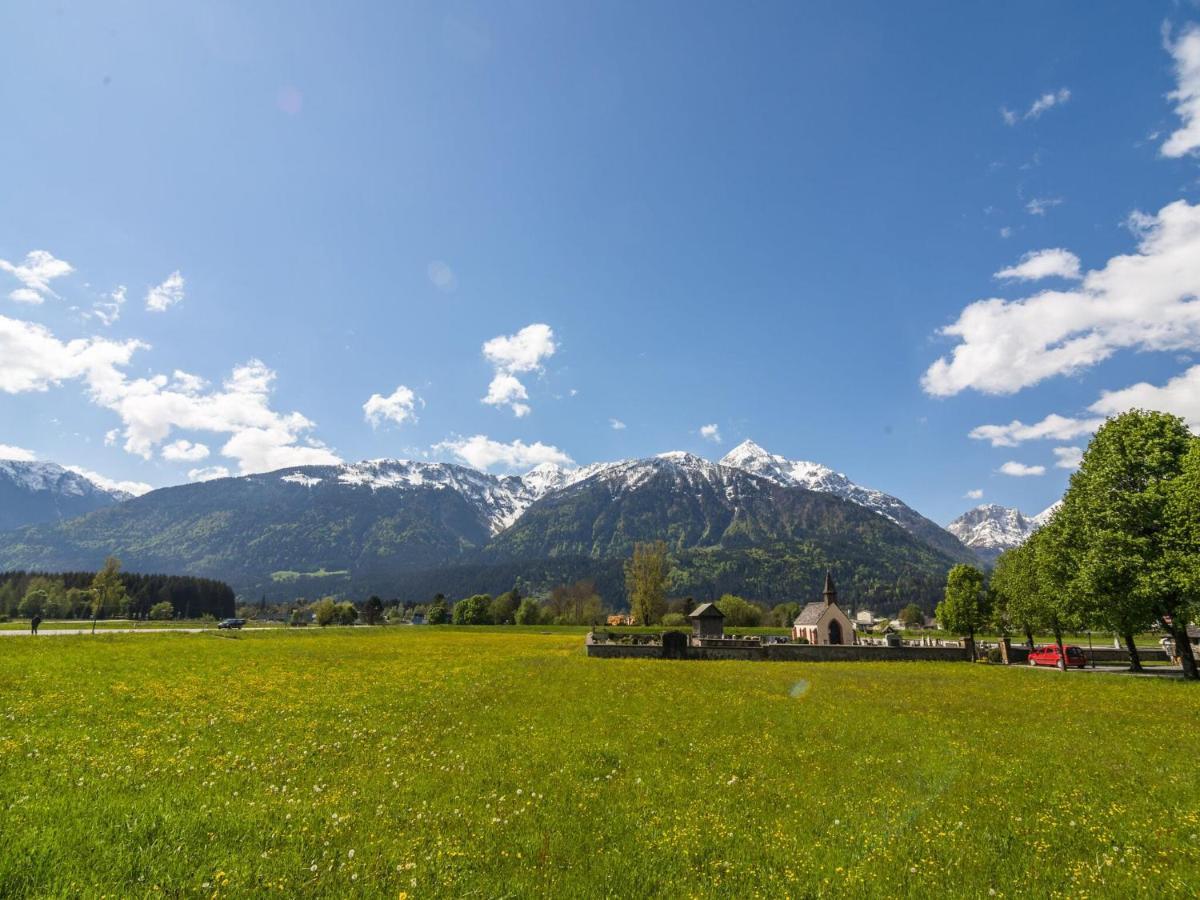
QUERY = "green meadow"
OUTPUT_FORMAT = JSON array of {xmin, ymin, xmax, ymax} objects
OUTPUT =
[{"xmin": 0, "ymin": 628, "xmax": 1196, "ymax": 898}]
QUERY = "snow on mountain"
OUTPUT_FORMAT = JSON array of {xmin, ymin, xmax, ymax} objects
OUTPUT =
[
  {"xmin": 0, "ymin": 460, "xmax": 134, "ymax": 531},
  {"xmin": 945, "ymin": 501, "xmax": 1061, "ymax": 562},
  {"xmin": 717, "ymin": 439, "xmax": 975, "ymax": 560}
]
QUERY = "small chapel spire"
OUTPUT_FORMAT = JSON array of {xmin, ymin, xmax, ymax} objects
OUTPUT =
[{"xmin": 822, "ymin": 570, "xmax": 837, "ymax": 606}]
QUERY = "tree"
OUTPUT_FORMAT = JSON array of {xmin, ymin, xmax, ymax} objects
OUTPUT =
[
  {"xmin": 661, "ymin": 612, "xmax": 688, "ymax": 627},
  {"xmin": 770, "ymin": 602, "xmax": 801, "ymax": 628},
  {"xmin": 489, "ymin": 589, "xmax": 520, "ymax": 625},
  {"xmin": 898, "ymin": 603, "xmax": 925, "ymax": 629},
  {"xmin": 313, "ymin": 597, "xmax": 337, "ymax": 627},
  {"xmin": 18, "ymin": 588, "xmax": 47, "ymax": 619},
  {"xmin": 625, "ymin": 541, "xmax": 668, "ymax": 625},
  {"xmin": 363, "ymin": 595, "xmax": 384, "ymax": 626},
  {"xmin": 715, "ymin": 594, "xmax": 763, "ymax": 627},
  {"xmin": 452, "ymin": 594, "xmax": 493, "ymax": 625},
  {"xmin": 1162, "ymin": 434, "xmax": 1200, "ymax": 680},
  {"xmin": 426, "ymin": 594, "xmax": 449, "ymax": 625},
  {"xmin": 514, "ymin": 597, "xmax": 542, "ymax": 626},
  {"xmin": 936, "ymin": 564, "xmax": 988, "ymax": 655},
  {"xmin": 90, "ymin": 556, "xmax": 127, "ymax": 633},
  {"xmin": 334, "ymin": 602, "xmax": 358, "ymax": 625},
  {"xmin": 1052, "ymin": 410, "xmax": 1198, "ymax": 679},
  {"xmin": 148, "ymin": 601, "xmax": 174, "ymax": 620},
  {"xmin": 989, "ymin": 543, "xmax": 1042, "ymax": 649}
]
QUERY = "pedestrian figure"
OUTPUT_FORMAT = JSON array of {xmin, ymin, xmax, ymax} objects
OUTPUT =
[
  {"xmin": 1161, "ymin": 635, "xmax": 1177, "ymax": 665},
  {"xmin": 31, "ymin": 614, "xmax": 42, "ymax": 635}
]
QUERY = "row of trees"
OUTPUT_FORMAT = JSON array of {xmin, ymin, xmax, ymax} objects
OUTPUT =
[
  {"xmin": 937, "ymin": 411, "xmax": 1199, "ymax": 680},
  {"xmin": 0, "ymin": 565, "xmax": 235, "ymax": 620}
]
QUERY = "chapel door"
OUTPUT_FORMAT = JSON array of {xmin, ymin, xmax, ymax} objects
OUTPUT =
[{"xmin": 828, "ymin": 619, "xmax": 843, "ymax": 645}]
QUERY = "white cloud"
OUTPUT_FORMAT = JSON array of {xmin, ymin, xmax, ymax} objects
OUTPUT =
[
  {"xmin": 699, "ymin": 423, "xmax": 722, "ymax": 443},
  {"xmin": 1025, "ymin": 197, "xmax": 1063, "ymax": 216},
  {"xmin": 363, "ymin": 384, "xmax": 419, "ymax": 428},
  {"xmin": 187, "ymin": 465, "xmax": 230, "ymax": 482},
  {"xmin": 0, "ymin": 443, "xmax": 36, "ymax": 461},
  {"xmin": 609, "ymin": 418, "xmax": 626, "ymax": 430},
  {"xmin": 1002, "ymin": 88, "xmax": 1070, "ymax": 125},
  {"xmin": 0, "ymin": 250, "xmax": 73, "ymax": 301},
  {"xmin": 923, "ymin": 200, "xmax": 1200, "ymax": 397},
  {"xmin": 1163, "ymin": 25, "xmax": 1200, "ymax": 158},
  {"xmin": 64, "ymin": 465, "xmax": 153, "ymax": 496},
  {"xmin": 1026, "ymin": 88, "xmax": 1071, "ymax": 120},
  {"xmin": 482, "ymin": 323, "xmax": 556, "ymax": 374},
  {"xmin": 480, "ymin": 324, "xmax": 556, "ymax": 417},
  {"xmin": 994, "ymin": 248, "xmax": 1081, "ymax": 281},
  {"xmin": 104, "ymin": 429, "xmax": 119, "ymax": 447},
  {"xmin": 483, "ymin": 373, "xmax": 530, "ymax": 417},
  {"xmin": 145, "ymin": 270, "xmax": 185, "ymax": 312},
  {"xmin": 999, "ymin": 226, "xmax": 1013, "ymax": 239},
  {"xmin": 10, "ymin": 288, "xmax": 43, "ymax": 305},
  {"xmin": 0, "ymin": 314, "xmax": 340, "ymax": 475},
  {"xmin": 968, "ymin": 413, "xmax": 1104, "ymax": 447},
  {"xmin": 433, "ymin": 434, "xmax": 574, "ymax": 471},
  {"xmin": 92, "ymin": 285, "xmax": 126, "ymax": 326},
  {"xmin": 161, "ymin": 439, "xmax": 210, "ymax": 462},
  {"xmin": 1053, "ymin": 446, "xmax": 1083, "ymax": 470},
  {"xmin": 998, "ymin": 461, "xmax": 1045, "ymax": 477},
  {"xmin": 1089, "ymin": 363, "xmax": 1200, "ymax": 429},
  {"xmin": 427, "ymin": 260, "xmax": 457, "ymax": 293},
  {"xmin": 964, "ymin": 488, "xmax": 983, "ymax": 500},
  {"xmin": 0, "ymin": 314, "xmax": 144, "ymax": 395}
]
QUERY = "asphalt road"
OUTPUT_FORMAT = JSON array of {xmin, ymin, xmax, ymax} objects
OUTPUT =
[{"xmin": 0, "ymin": 626, "xmax": 274, "ymax": 637}]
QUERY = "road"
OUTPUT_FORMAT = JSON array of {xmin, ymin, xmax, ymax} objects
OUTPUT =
[{"xmin": 0, "ymin": 626, "xmax": 275, "ymax": 637}]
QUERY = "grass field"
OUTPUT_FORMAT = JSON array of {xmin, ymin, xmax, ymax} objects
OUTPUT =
[{"xmin": 0, "ymin": 628, "xmax": 1196, "ymax": 897}]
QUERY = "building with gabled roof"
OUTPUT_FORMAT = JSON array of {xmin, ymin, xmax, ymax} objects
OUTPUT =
[
  {"xmin": 688, "ymin": 601, "xmax": 725, "ymax": 639},
  {"xmin": 792, "ymin": 572, "xmax": 855, "ymax": 645}
]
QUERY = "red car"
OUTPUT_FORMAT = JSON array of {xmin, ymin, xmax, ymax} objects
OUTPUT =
[{"xmin": 1028, "ymin": 644, "xmax": 1087, "ymax": 668}]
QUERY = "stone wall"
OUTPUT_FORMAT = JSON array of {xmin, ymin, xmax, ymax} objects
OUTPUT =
[{"xmin": 584, "ymin": 634, "xmax": 970, "ymax": 663}]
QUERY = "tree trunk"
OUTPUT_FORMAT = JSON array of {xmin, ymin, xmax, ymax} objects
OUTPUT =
[
  {"xmin": 1023, "ymin": 625, "xmax": 1035, "ymax": 651},
  {"xmin": 1123, "ymin": 631, "xmax": 1143, "ymax": 672},
  {"xmin": 1054, "ymin": 625, "xmax": 1067, "ymax": 672},
  {"xmin": 1163, "ymin": 615, "xmax": 1199, "ymax": 681}
]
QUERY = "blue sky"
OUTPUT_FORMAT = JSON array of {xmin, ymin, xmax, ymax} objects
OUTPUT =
[{"xmin": 3, "ymin": 1, "xmax": 1200, "ymax": 524}]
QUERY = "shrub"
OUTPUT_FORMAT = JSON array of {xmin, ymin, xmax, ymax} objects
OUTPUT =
[
  {"xmin": 313, "ymin": 598, "xmax": 337, "ymax": 627},
  {"xmin": 514, "ymin": 597, "xmax": 542, "ymax": 626},
  {"xmin": 715, "ymin": 594, "xmax": 763, "ymax": 627},
  {"xmin": 148, "ymin": 601, "xmax": 174, "ymax": 621},
  {"xmin": 661, "ymin": 612, "xmax": 688, "ymax": 627},
  {"xmin": 426, "ymin": 595, "xmax": 449, "ymax": 625}
]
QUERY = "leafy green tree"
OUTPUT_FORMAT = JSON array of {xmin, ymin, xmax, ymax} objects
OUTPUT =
[
  {"xmin": 452, "ymin": 594, "xmax": 493, "ymax": 625},
  {"xmin": 489, "ymin": 589, "xmax": 520, "ymax": 625},
  {"xmin": 936, "ymin": 564, "xmax": 988, "ymax": 655},
  {"xmin": 660, "ymin": 612, "xmax": 688, "ymax": 627},
  {"xmin": 289, "ymin": 606, "xmax": 309, "ymax": 626},
  {"xmin": 18, "ymin": 588, "xmax": 47, "ymax": 619},
  {"xmin": 1028, "ymin": 520, "xmax": 1084, "ymax": 670},
  {"xmin": 514, "ymin": 597, "xmax": 542, "ymax": 626},
  {"xmin": 334, "ymin": 602, "xmax": 358, "ymax": 625},
  {"xmin": 625, "ymin": 541, "xmax": 668, "ymax": 625},
  {"xmin": 1162, "ymin": 435, "xmax": 1200, "ymax": 680},
  {"xmin": 363, "ymin": 595, "xmax": 384, "ymax": 625},
  {"xmin": 90, "ymin": 556, "xmax": 126, "ymax": 633},
  {"xmin": 313, "ymin": 597, "xmax": 337, "ymax": 627},
  {"xmin": 148, "ymin": 601, "xmax": 174, "ymax": 620},
  {"xmin": 426, "ymin": 594, "xmax": 449, "ymax": 625},
  {"xmin": 770, "ymin": 602, "xmax": 801, "ymax": 628},
  {"xmin": 715, "ymin": 593, "xmax": 763, "ymax": 627},
  {"xmin": 65, "ymin": 587, "xmax": 93, "ymax": 619},
  {"xmin": 898, "ymin": 603, "xmax": 925, "ymax": 629},
  {"xmin": 989, "ymin": 543, "xmax": 1042, "ymax": 649}
]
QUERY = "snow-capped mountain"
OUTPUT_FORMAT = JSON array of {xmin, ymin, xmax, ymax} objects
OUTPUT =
[
  {"xmin": 719, "ymin": 440, "xmax": 976, "ymax": 562},
  {"xmin": 0, "ymin": 460, "xmax": 133, "ymax": 532},
  {"xmin": 945, "ymin": 502, "xmax": 1060, "ymax": 562}
]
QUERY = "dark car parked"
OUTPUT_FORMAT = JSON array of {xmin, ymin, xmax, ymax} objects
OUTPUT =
[{"xmin": 217, "ymin": 618, "xmax": 246, "ymax": 630}]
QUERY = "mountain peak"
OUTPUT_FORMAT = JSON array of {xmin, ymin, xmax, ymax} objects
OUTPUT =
[{"xmin": 721, "ymin": 439, "xmax": 772, "ymax": 464}]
